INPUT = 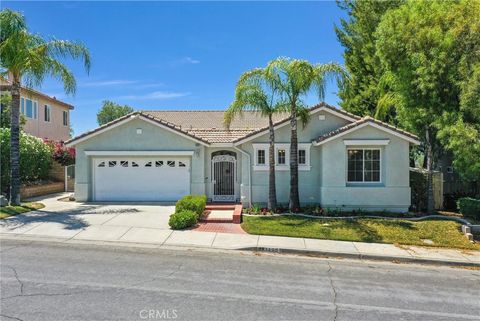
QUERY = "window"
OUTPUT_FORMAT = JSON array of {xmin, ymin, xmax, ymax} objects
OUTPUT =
[
  {"xmin": 44, "ymin": 105, "xmax": 51, "ymax": 122},
  {"xmin": 277, "ymin": 149, "xmax": 286, "ymax": 165},
  {"xmin": 178, "ymin": 161, "xmax": 186, "ymax": 167},
  {"xmin": 120, "ymin": 161, "xmax": 128, "ymax": 167},
  {"xmin": 132, "ymin": 162, "xmax": 139, "ymax": 167},
  {"xmin": 298, "ymin": 149, "xmax": 306, "ymax": 165},
  {"xmin": 62, "ymin": 110, "xmax": 68, "ymax": 126},
  {"xmin": 98, "ymin": 161, "xmax": 105, "ymax": 167},
  {"xmin": 21, "ymin": 97, "xmax": 37, "ymax": 119},
  {"xmin": 155, "ymin": 161, "xmax": 163, "ymax": 167},
  {"xmin": 257, "ymin": 149, "xmax": 265, "ymax": 165},
  {"xmin": 167, "ymin": 160, "xmax": 175, "ymax": 167},
  {"xmin": 347, "ymin": 149, "xmax": 380, "ymax": 182},
  {"xmin": 108, "ymin": 161, "xmax": 117, "ymax": 167},
  {"xmin": 145, "ymin": 161, "xmax": 152, "ymax": 167}
]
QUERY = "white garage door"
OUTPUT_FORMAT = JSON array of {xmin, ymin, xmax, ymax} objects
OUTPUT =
[{"xmin": 93, "ymin": 157, "xmax": 190, "ymax": 201}]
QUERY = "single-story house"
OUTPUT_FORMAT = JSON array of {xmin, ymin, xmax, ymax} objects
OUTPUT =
[{"xmin": 66, "ymin": 103, "xmax": 420, "ymax": 212}]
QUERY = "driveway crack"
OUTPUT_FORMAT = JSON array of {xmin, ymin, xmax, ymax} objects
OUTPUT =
[
  {"xmin": 327, "ymin": 262, "xmax": 339, "ymax": 321},
  {"xmin": 5, "ymin": 266, "xmax": 24, "ymax": 295},
  {"xmin": 0, "ymin": 314, "xmax": 24, "ymax": 321}
]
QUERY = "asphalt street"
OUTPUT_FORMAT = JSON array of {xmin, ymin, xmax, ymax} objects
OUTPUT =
[{"xmin": 1, "ymin": 239, "xmax": 479, "ymax": 321}]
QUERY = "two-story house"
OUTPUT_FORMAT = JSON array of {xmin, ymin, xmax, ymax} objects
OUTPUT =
[{"xmin": 0, "ymin": 77, "xmax": 73, "ymax": 142}]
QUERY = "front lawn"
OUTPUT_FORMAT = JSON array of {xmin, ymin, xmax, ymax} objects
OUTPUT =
[
  {"xmin": 242, "ymin": 216, "xmax": 479, "ymax": 250},
  {"xmin": 0, "ymin": 202, "xmax": 45, "ymax": 219}
]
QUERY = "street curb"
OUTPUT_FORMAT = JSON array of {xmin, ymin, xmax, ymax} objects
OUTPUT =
[
  {"xmin": 240, "ymin": 246, "xmax": 480, "ymax": 267},
  {"xmin": 2, "ymin": 233, "xmax": 479, "ymax": 267}
]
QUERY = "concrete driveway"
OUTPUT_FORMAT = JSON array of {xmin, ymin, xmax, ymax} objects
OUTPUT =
[{"xmin": 0, "ymin": 193, "xmax": 175, "ymax": 243}]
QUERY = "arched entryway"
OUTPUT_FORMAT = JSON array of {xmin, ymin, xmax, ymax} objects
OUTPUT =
[{"xmin": 211, "ymin": 151, "xmax": 237, "ymax": 202}]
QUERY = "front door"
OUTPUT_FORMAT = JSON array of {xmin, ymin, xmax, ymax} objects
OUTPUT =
[{"xmin": 212, "ymin": 155, "xmax": 236, "ymax": 202}]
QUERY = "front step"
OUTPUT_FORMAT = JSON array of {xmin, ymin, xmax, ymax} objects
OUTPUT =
[{"xmin": 201, "ymin": 204, "xmax": 243, "ymax": 224}]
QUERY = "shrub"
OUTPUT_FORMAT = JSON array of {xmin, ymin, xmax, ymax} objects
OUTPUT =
[
  {"xmin": 1, "ymin": 128, "xmax": 52, "ymax": 193},
  {"xmin": 168, "ymin": 210, "xmax": 198, "ymax": 230},
  {"xmin": 457, "ymin": 197, "xmax": 480, "ymax": 220},
  {"xmin": 44, "ymin": 139, "xmax": 75, "ymax": 166},
  {"xmin": 175, "ymin": 195, "xmax": 207, "ymax": 218}
]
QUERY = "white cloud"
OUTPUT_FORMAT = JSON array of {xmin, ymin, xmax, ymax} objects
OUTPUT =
[
  {"xmin": 181, "ymin": 57, "xmax": 200, "ymax": 64},
  {"xmin": 118, "ymin": 91, "xmax": 190, "ymax": 101},
  {"xmin": 80, "ymin": 80, "xmax": 138, "ymax": 87}
]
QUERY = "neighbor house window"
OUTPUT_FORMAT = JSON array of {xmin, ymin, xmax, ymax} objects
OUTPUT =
[
  {"xmin": 277, "ymin": 149, "xmax": 286, "ymax": 165},
  {"xmin": 257, "ymin": 149, "xmax": 265, "ymax": 165},
  {"xmin": 62, "ymin": 110, "xmax": 68, "ymax": 126},
  {"xmin": 44, "ymin": 105, "xmax": 51, "ymax": 122},
  {"xmin": 298, "ymin": 149, "xmax": 306, "ymax": 165},
  {"xmin": 347, "ymin": 149, "xmax": 380, "ymax": 182},
  {"xmin": 21, "ymin": 97, "xmax": 37, "ymax": 119}
]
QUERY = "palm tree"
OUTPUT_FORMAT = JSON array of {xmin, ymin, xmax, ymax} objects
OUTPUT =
[
  {"xmin": 0, "ymin": 9, "xmax": 90, "ymax": 205},
  {"xmin": 224, "ymin": 68, "xmax": 285, "ymax": 210},
  {"xmin": 266, "ymin": 57, "xmax": 344, "ymax": 211}
]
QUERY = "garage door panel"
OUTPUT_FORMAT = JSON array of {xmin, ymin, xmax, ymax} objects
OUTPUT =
[{"xmin": 93, "ymin": 157, "xmax": 190, "ymax": 201}]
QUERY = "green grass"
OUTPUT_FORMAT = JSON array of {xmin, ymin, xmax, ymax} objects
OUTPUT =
[
  {"xmin": 0, "ymin": 202, "xmax": 45, "ymax": 219},
  {"xmin": 242, "ymin": 216, "xmax": 480, "ymax": 250}
]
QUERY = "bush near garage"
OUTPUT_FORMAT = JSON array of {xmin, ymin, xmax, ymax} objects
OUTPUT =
[
  {"xmin": 44, "ymin": 139, "xmax": 75, "ymax": 166},
  {"xmin": 168, "ymin": 210, "xmax": 198, "ymax": 230},
  {"xmin": 457, "ymin": 197, "xmax": 480, "ymax": 220},
  {"xmin": 175, "ymin": 195, "xmax": 207, "ymax": 218},
  {"xmin": 0, "ymin": 128, "xmax": 52, "ymax": 193}
]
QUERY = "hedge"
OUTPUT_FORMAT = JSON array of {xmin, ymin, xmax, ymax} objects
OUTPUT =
[
  {"xmin": 0, "ymin": 128, "xmax": 52, "ymax": 193},
  {"xmin": 457, "ymin": 197, "xmax": 480, "ymax": 220},
  {"xmin": 175, "ymin": 195, "xmax": 207, "ymax": 218},
  {"xmin": 169, "ymin": 210, "xmax": 198, "ymax": 229}
]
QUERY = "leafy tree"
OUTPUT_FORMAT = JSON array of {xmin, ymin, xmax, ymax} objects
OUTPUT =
[
  {"xmin": 0, "ymin": 93, "xmax": 26, "ymax": 128},
  {"xmin": 265, "ymin": 57, "xmax": 344, "ymax": 210},
  {"xmin": 224, "ymin": 68, "xmax": 285, "ymax": 210},
  {"xmin": 0, "ymin": 9, "xmax": 90, "ymax": 204},
  {"xmin": 335, "ymin": 0, "xmax": 403, "ymax": 118},
  {"xmin": 97, "ymin": 100, "xmax": 134, "ymax": 125},
  {"xmin": 375, "ymin": 0, "xmax": 480, "ymax": 212}
]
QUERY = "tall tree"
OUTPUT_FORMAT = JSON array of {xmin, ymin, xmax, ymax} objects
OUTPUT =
[
  {"xmin": 375, "ymin": 0, "xmax": 480, "ymax": 212},
  {"xmin": 335, "ymin": 0, "xmax": 403, "ymax": 118},
  {"xmin": 266, "ymin": 57, "xmax": 343, "ymax": 210},
  {"xmin": 224, "ymin": 68, "xmax": 285, "ymax": 210},
  {"xmin": 0, "ymin": 9, "xmax": 90, "ymax": 205},
  {"xmin": 97, "ymin": 100, "xmax": 134, "ymax": 125}
]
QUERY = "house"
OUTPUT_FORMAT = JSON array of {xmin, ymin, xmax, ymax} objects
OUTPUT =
[
  {"xmin": 65, "ymin": 103, "xmax": 420, "ymax": 212},
  {"xmin": 0, "ymin": 77, "xmax": 73, "ymax": 141}
]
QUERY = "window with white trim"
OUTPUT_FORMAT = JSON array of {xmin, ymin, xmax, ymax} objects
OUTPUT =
[
  {"xmin": 21, "ymin": 97, "xmax": 37, "ymax": 119},
  {"xmin": 62, "ymin": 110, "xmax": 68, "ymax": 126},
  {"xmin": 277, "ymin": 149, "xmax": 286, "ymax": 165},
  {"xmin": 257, "ymin": 149, "xmax": 265, "ymax": 165},
  {"xmin": 44, "ymin": 105, "xmax": 51, "ymax": 122},
  {"xmin": 298, "ymin": 149, "xmax": 306, "ymax": 165},
  {"xmin": 347, "ymin": 149, "xmax": 380, "ymax": 182}
]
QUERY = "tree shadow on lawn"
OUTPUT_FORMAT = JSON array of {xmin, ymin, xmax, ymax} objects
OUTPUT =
[{"xmin": 0, "ymin": 205, "xmax": 140, "ymax": 231}]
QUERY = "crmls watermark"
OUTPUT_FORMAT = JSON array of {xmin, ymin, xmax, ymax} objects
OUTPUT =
[{"xmin": 139, "ymin": 309, "xmax": 178, "ymax": 319}]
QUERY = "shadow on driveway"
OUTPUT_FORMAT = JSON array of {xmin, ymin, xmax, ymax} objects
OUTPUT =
[{"xmin": 0, "ymin": 205, "xmax": 141, "ymax": 231}]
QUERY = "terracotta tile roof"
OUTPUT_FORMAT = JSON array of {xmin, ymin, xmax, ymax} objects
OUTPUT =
[
  {"xmin": 67, "ymin": 102, "xmax": 374, "ymax": 145},
  {"xmin": 314, "ymin": 116, "xmax": 420, "ymax": 144},
  {"xmin": 143, "ymin": 110, "xmax": 290, "ymax": 130}
]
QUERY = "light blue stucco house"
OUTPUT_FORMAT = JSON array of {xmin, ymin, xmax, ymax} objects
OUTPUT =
[{"xmin": 66, "ymin": 103, "xmax": 420, "ymax": 212}]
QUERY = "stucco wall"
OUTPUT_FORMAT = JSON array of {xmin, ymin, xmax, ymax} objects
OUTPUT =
[
  {"xmin": 240, "ymin": 111, "xmax": 350, "ymax": 205},
  {"xmin": 74, "ymin": 118, "xmax": 205, "ymax": 201},
  {"xmin": 320, "ymin": 125, "xmax": 411, "ymax": 212}
]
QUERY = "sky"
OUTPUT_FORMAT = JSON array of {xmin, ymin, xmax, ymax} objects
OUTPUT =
[{"xmin": 2, "ymin": 1, "xmax": 348, "ymax": 136}]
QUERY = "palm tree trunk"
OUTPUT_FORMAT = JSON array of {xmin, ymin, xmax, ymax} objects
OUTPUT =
[
  {"xmin": 289, "ymin": 104, "xmax": 300, "ymax": 211},
  {"xmin": 267, "ymin": 115, "xmax": 277, "ymax": 211},
  {"xmin": 9, "ymin": 77, "xmax": 21, "ymax": 205},
  {"xmin": 426, "ymin": 128, "xmax": 434, "ymax": 213}
]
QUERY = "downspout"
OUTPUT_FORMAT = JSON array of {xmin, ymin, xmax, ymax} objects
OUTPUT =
[{"xmin": 233, "ymin": 145, "xmax": 252, "ymax": 208}]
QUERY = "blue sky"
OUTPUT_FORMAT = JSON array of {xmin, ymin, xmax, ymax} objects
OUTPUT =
[{"xmin": 3, "ymin": 1, "xmax": 347, "ymax": 135}]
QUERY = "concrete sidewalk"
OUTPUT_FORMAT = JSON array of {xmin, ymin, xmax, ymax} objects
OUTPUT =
[
  {"xmin": 1, "ymin": 226, "xmax": 479, "ymax": 266},
  {"xmin": 1, "ymin": 193, "xmax": 479, "ymax": 267}
]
